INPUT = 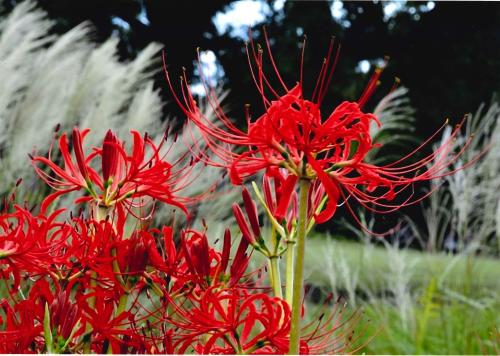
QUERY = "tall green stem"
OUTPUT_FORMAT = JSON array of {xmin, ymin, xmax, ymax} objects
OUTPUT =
[
  {"xmin": 289, "ymin": 178, "xmax": 310, "ymax": 354},
  {"xmin": 269, "ymin": 256, "xmax": 282, "ymax": 298},
  {"xmin": 285, "ymin": 240, "xmax": 295, "ymax": 304},
  {"xmin": 269, "ymin": 225, "xmax": 283, "ymax": 298}
]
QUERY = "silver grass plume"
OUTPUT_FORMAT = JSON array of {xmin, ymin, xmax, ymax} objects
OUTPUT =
[
  {"xmin": 443, "ymin": 100, "xmax": 500, "ymax": 252},
  {"xmin": 0, "ymin": 1, "xmax": 236, "ymax": 233},
  {"xmin": 0, "ymin": 1, "xmax": 161, "ymax": 196}
]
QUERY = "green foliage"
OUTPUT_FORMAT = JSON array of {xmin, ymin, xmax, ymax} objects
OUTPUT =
[
  {"xmin": 305, "ymin": 237, "xmax": 500, "ymax": 354},
  {"xmin": 415, "ymin": 278, "xmax": 438, "ymax": 354},
  {"xmin": 305, "ymin": 238, "xmax": 500, "ymax": 295},
  {"xmin": 358, "ymin": 297, "xmax": 499, "ymax": 355}
]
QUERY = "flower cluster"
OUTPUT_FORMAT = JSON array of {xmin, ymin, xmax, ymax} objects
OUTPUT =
[
  {"xmin": 166, "ymin": 34, "xmax": 475, "ymax": 227},
  {"xmin": 1, "ymin": 128, "xmax": 363, "ymax": 354},
  {"xmin": 0, "ymin": 32, "xmax": 478, "ymax": 355}
]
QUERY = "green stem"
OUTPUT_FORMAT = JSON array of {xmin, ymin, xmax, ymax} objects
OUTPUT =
[
  {"xmin": 84, "ymin": 204, "xmax": 110, "ymax": 353},
  {"xmin": 44, "ymin": 303, "xmax": 55, "ymax": 354},
  {"xmin": 289, "ymin": 178, "xmax": 310, "ymax": 355},
  {"xmin": 285, "ymin": 240, "xmax": 295, "ymax": 304},
  {"xmin": 269, "ymin": 256, "xmax": 283, "ymax": 298},
  {"xmin": 236, "ymin": 341, "xmax": 244, "ymax": 355},
  {"xmin": 269, "ymin": 226, "xmax": 283, "ymax": 299},
  {"xmin": 116, "ymin": 292, "xmax": 129, "ymax": 317}
]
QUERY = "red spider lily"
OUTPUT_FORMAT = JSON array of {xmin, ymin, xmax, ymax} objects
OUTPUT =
[
  {"xmin": 233, "ymin": 170, "xmax": 329, "ymax": 251},
  {"xmin": 0, "ymin": 206, "xmax": 69, "ymax": 290},
  {"xmin": 80, "ymin": 289, "xmax": 144, "ymax": 353},
  {"xmin": 263, "ymin": 168, "xmax": 299, "ymax": 224},
  {"xmin": 0, "ymin": 279, "xmax": 84, "ymax": 353},
  {"xmin": 47, "ymin": 290, "xmax": 83, "ymax": 344},
  {"xmin": 164, "ymin": 32, "xmax": 479, "ymax": 227},
  {"xmin": 56, "ymin": 217, "xmax": 170, "ymax": 296},
  {"xmin": 115, "ymin": 231, "xmax": 166, "ymax": 277},
  {"xmin": 31, "ymin": 127, "xmax": 193, "ymax": 217},
  {"xmin": 168, "ymin": 287, "xmax": 365, "ymax": 354},
  {"xmin": 62, "ymin": 218, "xmax": 118, "ymax": 282},
  {"xmin": 0, "ymin": 297, "xmax": 44, "ymax": 353},
  {"xmin": 170, "ymin": 287, "xmax": 295, "ymax": 354},
  {"xmin": 39, "ymin": 281, "xmax": 85, "ymax": 353}
]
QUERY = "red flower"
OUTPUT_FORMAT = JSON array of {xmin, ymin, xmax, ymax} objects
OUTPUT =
[
  {"xmin": 169, "ymin": 287, "xmax": 365, "ymax": 354},
  {"xmin": 0, "ymin": 280, "xmax": 84, "ymax": 353},
  {"xmin": 164, "ymin": 32, "xmax": 478, "ymax": 226},
  {"xmin": 171, "ymin": 287, "xmax": 294, "ymax": 354},
  {"xmin": 80, "ymin": 289, "xmax": 143, "ymax": 353},
  {"xmin": 32, "ymin": 128, "xmax": 192, "ymax": 216},
  {"xmin": 0, "ymin": 206, "xmax": 68, "ymax": 290},
  {"xmin": 0, "ymin": 297, "xmax": 44, "ymax": 353}
]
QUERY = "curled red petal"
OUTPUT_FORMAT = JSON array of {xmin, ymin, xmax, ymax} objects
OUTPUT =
[{"xmin": 308, "ymin": 155, "xmax": 340, "ymax": 224}]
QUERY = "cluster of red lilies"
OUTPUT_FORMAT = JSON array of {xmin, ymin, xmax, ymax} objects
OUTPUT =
[{"xmin": 0, "ymin": 33, "xmax": 475, "ymax": 354}]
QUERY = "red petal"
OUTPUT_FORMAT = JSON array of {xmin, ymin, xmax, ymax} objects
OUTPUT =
[
  {"xmin": 307, "ymin": 155, "xmax": 340, "ymax": 223},
  {"xmin": 275, "ymin": 174, "xmax": 298, "ymax": 221},
  {"xmin": 41, "ymin": 187, "xmax": 79, "ymax": 213},
  {"xmin": 242, "ymin": 188, "xmax": 261, "ymax": 238}
]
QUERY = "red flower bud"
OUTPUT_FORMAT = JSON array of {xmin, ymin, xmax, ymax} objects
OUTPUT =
[
  {"xmin": 241, "ymin": 188, "xmax": 261, "ymax": 238},
  {"xmin": 220, "ymin": 228, "xmax": 231, "ymax": 274},
  {"xmin": 72, "ymin": 127, "xmax": 89, "ymax": 180},
  {"xmin": 232, "ymin": 203, "xmax": 256, "ymax": 246},
  {"xmin": 102, "ymin": 129, "xmax": 119, "ymax": 182}
]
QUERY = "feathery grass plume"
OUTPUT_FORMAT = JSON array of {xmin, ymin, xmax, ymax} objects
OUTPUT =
[
  {"xmin": 150, "ymin": 89, "xmax": 239, "ymax": 231},
  {"xmin": 443, "ymin": 100, "xmax": 500, "ymax": 252},
  {"xmin": 369, "ymin": 86, "xmax": 417, "ymax": 164},
  {"xmin": 410, "ymin": 99, "xmax": 500, "ymax": 253},
  {"xmin": 0, "ymin": 1, "xmax": 162, "ymax": 200},
  {"xmin": 0, "ymin": 1, "xmax": 229, "ymax": 227},
  {"xmin": 407, "ymin": 178, "xmax": 452, "ymax": 252}
]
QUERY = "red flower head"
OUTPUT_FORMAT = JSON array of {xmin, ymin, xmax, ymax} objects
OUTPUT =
[
  {"xmin": 164, "ymin": 31, "xmax": 480, "ymax": 227},
  {"xmin": 170, "ymin": 287, "xmax": 293, "ymax": 354},
  {"xmin": 0, "ymin": 298, "xmax": 44, "ymax": 353},
  {"xmin": 169, "ymin": 287, "xmax": 365, "ymax": 354},
  {"xmin": 32, "ymin": 128, "xmax": 193, "ymax": 217},
  {"xmin": 0, "ymin": 206, "xmax": 69, "ymax": 290},
  {"xmin": 0, "ymin": 279, "xmax": 84, "ymax": 353}
]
